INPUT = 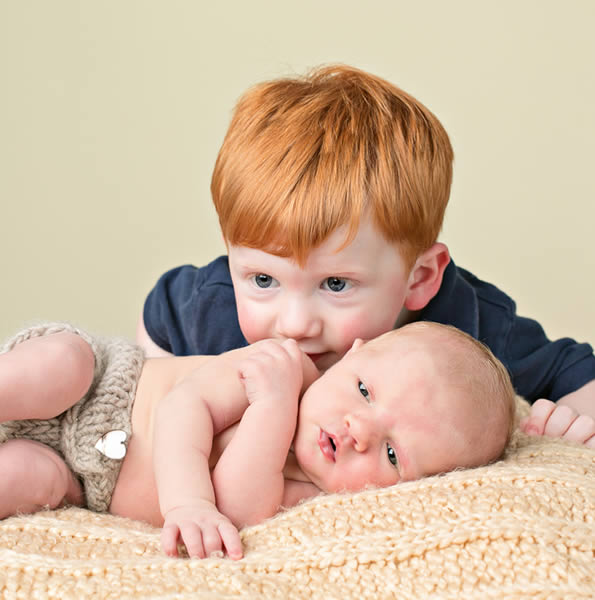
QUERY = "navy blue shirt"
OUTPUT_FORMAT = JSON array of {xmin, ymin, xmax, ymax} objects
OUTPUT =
[{"xmin": 143, "ymin": 256, "xmax": 595, "ymax": 402}]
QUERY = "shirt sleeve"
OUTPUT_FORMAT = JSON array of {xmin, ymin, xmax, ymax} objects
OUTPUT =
[
  {"xmin": 142, "ymin": 265, "xmax": 206, "ymax": 355},
  {"xmin": 448, "ymin": 265, "xmax": 595, "ymax": 403},
  {"xmin": 502, "ymin": 313, "xmax": 595, "ymax": 402}
]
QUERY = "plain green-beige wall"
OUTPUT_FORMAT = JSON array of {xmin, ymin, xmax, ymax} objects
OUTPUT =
[{"xmin": 2, "ymin": 1, "xmax": 594, "ymax": 349}]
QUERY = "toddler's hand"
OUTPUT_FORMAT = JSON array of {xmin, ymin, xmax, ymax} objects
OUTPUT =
[
  {"xmin": 238, "ymin": 339, "xmax": 304, "ymax": 407},
  {"xmin": 519, "ymin": 398, "xmax": 595, "ymax": 448},
  {"xmin": 161, "ymin": 500, "xmax": 243, "ymax": 560}
]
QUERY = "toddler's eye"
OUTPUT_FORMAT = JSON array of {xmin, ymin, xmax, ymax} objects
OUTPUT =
[
  {"xmin": 324, "ymin": 277, "xmax": 349, "ymax": 292},
  {"xmin": 387, "ymin": 443, "xmax": 398, "ymax": 468},
  {"xmin": 252, "ymin": 274, "xmax": 276, "ymax": 288},
  {"xmin": 358, "ymin": 381, "xmax": 370, "ymax": 401}
]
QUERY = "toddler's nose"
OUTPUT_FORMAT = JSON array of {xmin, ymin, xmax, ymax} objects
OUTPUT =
[{"xmin": 276, "ymin": 299, "xmax": 321, "ymax": 340}]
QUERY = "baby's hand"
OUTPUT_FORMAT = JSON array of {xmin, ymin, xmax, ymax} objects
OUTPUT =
[
  {"xmin": 519, "ymin": 398, "xmax": 595, "ymax": 448},
  {"xmin": 239, "ymin": 339, "xmax": 304, "ymax": 407},
  {"xmin": 161, "ymin": 500, "xmax": 243, "ymax": 560}
]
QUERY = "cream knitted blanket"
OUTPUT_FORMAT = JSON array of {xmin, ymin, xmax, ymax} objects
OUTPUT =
[{"xmin": 0, "ymin": 398, "xmax": 593, "ymax": 599}]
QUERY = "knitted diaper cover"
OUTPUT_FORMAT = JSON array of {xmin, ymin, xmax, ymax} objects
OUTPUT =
[{"xmin": 0, "ymin": 322, "xmax": 145, "ymax": 512}]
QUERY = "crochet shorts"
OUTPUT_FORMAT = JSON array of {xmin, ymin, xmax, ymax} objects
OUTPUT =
[{"xmin": 0, "ymin": 322, "xmax": 145, "ymax": 512}]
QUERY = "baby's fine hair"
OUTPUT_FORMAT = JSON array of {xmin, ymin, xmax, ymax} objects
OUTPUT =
[
  {"xmin": 369, "ymin": 322, "xmax": 516, "ymax": 461},
  {"xmin": 427, "ymin": 323, "xmax": 516, "ymax": 449},
  {"xmin": 211, "ymin": 64, "xmax": 454, "ymax": 267}
]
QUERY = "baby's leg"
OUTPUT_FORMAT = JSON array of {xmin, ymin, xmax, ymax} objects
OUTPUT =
[
  {"xmin": 0, "ymin": 439, "xmax": 84, "ymax": 518},
  {"xmin": 0, "ymin": 331, "xmax": 95, "ymax": 421}
]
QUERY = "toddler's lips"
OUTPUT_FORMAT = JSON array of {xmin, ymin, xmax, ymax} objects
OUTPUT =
[
  {"xmin": 307, "ymin": 353, "xmax": 323, "ymax": 363},
  {"xmin": 318, "ymin": 430, "xmax": 336, "ymax": 462}
]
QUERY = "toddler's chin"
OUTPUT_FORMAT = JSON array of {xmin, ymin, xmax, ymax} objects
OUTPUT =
[{"xmin": 313, "ymin": 352, "xmax": 341, "ymax": 372}]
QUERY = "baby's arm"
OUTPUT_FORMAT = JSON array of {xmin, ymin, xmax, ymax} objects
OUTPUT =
[
  {"xmin": 211, "ymin": 340, "xmax": 316, "ymax": 527},
  {"xmin": 519, "ymin": 380, "xmax": 595, "ymax": 448},
  {"xmin": 153, "ymin": 355, "xmax": 249, "ymax": 560}
]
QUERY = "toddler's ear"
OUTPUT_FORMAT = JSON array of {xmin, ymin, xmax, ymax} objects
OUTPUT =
[{"xmin": 404, "ymin": 243, "xmax": 450, "ymax": 311}]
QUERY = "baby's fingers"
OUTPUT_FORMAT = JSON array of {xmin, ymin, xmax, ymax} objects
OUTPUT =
[
  {"xmin": 218, "ymin": 521, "xmax": 243, "ymax": 560},
  {"xmin": 179, "ymin": 522, "xmax": 207, "ymax": 558},
  {"xmin": 281, "ymin": 338, "xmax": 307, "ymax": 369},
  {"xmin": 161, "ymin": 522, "xmax": 182, "ymax": 557},
  {"xmin": 179, "ymin": 521, "xmax": 241, "ymax": 560}
]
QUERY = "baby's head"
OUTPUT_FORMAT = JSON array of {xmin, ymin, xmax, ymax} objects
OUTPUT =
[
  {"xmin": 293, "ymin": 322, "xmax": 515, "ymax": 493},
  {"xmin": 211, "ymin": 64, "xmax": 453, "ymax": 269}
]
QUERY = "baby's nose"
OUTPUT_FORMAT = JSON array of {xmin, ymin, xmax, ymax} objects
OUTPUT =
[{"xmin": 344, "ymin": 413, "xmax": 375, "ymax": 451}]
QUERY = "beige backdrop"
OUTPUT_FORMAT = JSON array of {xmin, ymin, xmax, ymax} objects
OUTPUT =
[{"xmin": 2, "ymin": 1, "xmax": 594, "ymax": 349}]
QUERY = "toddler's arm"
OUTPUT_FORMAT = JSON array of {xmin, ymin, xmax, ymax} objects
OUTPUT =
[
  {"xmin": 557, "ymin": 379, "xmax": 595, "ymax": 419},
  {"xmin": 211, "ymin": 340, "xmax": 318, "ymax": 527}
]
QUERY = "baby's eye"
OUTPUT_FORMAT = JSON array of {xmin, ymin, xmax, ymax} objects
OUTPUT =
[
  {"xmin": 358, "ymin": 381, "xmax": 370, "ymax": 401},
  {"xmin": 252, "ymin": 274, "xmax": 278, "ymax": 289},
  {"xmin": 323, "ymin": 277, "xmax": 351, "ymax": 293},
  {"xmin": 387, "ymin": 443, "xmax": 398, "ymax": 468}
]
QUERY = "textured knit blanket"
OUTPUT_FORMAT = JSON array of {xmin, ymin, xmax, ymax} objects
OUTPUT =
[{"xmin": 0, "ymin": 398, "xmax": 593, "ymax": 599}]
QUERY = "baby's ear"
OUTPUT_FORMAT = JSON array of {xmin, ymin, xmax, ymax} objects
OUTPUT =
[{"xmin": 347, "ymin": 338, "xmax": 365, "ymax": 354}]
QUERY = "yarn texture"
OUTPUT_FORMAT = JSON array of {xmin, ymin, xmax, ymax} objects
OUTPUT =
[
  {"xmin": 0, "ymin": 322, "xmax": 145, "ymax": 512},
  {"xmin": 0, "ymin": 397, "xmax": 593, "ymax": 599}
]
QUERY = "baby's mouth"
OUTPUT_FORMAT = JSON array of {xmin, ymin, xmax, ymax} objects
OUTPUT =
[{"xmin": 318, "ymin": 430, "xmax": 336, "ymax": 462}]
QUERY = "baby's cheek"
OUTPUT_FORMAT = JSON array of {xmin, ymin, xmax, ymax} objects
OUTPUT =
[{"xmin": 341, "ymin": 462, "xmax": 382, "ymax": 492}]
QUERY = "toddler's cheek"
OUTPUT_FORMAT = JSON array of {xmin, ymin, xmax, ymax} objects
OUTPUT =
[
  {"xmin": 337, "ymin": 317, "xmax": 391, "ymax": 352},
  {"xmin": 237, "ymin": 308, "xmax": 266, "ymax": 344}
]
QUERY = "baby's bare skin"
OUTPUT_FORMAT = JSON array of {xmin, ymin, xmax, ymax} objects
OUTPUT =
[
  {"xmin": 110, "ymin": 354, "xmax": 224, "ymax": 525},
  {"xmin": 1, "ymin": 333, "xmax": 318, "ymax": 560},
  {"xmin": 11, "ymin": 325, "xmax": 588, "ymax": 560},
  {"xmin": 109, "ymin": 344, "xmax": 310, "ymax": 528}
]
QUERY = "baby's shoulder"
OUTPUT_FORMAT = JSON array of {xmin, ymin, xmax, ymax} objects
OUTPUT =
[
  {"xmin": 282, "ymin": 452, "xmax": 321, "ymax": 507},
  {"xmin": 282, "ymin": 478, "xmax": 321, "ymax": 509}
]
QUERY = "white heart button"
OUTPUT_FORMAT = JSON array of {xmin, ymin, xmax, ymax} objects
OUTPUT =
[{"xmin": 94, "ymin": 429, "xmax": 128, "ymax": 460}]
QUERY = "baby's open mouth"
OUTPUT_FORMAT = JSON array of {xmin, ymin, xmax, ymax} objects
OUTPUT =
[{"xmin": 318, "ymin": 430, "xmax": 336, "ymax": 462}]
